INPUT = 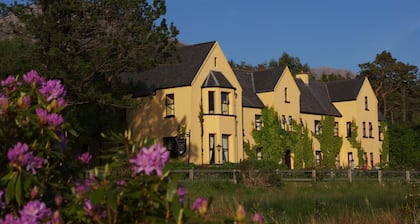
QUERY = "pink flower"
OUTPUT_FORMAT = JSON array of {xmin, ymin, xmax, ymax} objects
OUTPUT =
[
  {"xmin": 129, "ymin": 143, "xmax": 169, "ymax": 177},
  {"xmin": 83, "ymin": 199, "xmax": 94, "ymax": 217},
  {"xmin": 47, "ymin": 113, "xmax": 64, "ymax": 129},
  {"xmin": 7, "ymin": 142, "xmax": 45, "ymax": 175},
  {"xmin": 39, "ymin": 80, "xmax": 65, "ymax": 102},
  {"xmin": 0, "ymin": 190, "xmax": 6, "ymax": 210},
  {"xmin": 36, "ymin": 108, "xmax": 48, "ymax": 125},
  {"xmin": 23, "ymin": 70, "xmax": 45, "ymax": 86},
  {"xmin": 252, "ymin": 213, "xmax": 264, "ymax": 224},
  {"xmin": 78, "ymin": 152, "xmax": 92, "ymax": 164},
  {"xmin": 1, "ymin": 75, "xmax": 21, "ymax": 92},
  {"xmin": 192, "ymin": 197, "xmax": 208, "ymax": 216},
  {"xmin": 0, "ymin": 94, "xmax": 9, "ymax": 115},
  {"xmin": 176, "ymin": 185, "xmax": 188, "ymax": 204},
  {"xmin": 19, "ymin": 200, "xmax": 52, "ymax": 223}
]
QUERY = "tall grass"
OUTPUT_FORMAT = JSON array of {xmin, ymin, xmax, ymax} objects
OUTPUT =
[{"xmin": 180, "ymin": 180, "xmax": 416, "ymax": 223}]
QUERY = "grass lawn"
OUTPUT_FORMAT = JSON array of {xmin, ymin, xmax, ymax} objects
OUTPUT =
[{"xmin": 179, "ymin": 180, "xmax": 418, "ymax": 224}]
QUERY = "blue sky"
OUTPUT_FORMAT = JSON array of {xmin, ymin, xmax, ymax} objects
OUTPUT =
[
  {"xmin": 2, "ymin": 1, "xmax": 419, "ymax": 73},
  {"xmin": 165, "ymin": 1, "xmax": 420, "ymax": 73}
]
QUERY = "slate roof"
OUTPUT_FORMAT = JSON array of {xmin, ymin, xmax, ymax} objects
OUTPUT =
[
  {"xmin": 202, "ymin": 71, "xmax": 235, "ymax": 89},
  {"xmin": 252, "ymin": 67, "xmax": 285, "ymax": 92},
  {"xmin": 326, "ymin": 78, "xmax": 364, "ymax": 102},
  {"xmin": 234, "ymin": 70, "xmax": 265, "ymax": 108},
  {"xmin": 120, "ymin": 41, "xmax": 216, "ymax": 97},
  {"xmin": 296, "ymin": 79, "xmax": 342, "ymax": 117}
]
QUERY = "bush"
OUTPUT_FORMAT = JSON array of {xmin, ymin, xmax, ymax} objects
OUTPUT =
[{"xmin": 0, "ymin": 70, "xmax": 264, "ymax": 224}]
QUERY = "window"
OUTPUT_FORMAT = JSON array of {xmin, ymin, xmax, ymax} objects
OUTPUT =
[
  {"xmin": 281, "ymin": 115, "xmax": 286, "ymax": 129},
  {"xmin": 255, "ymin": 115, "xmax": 262, "ymax": 130},
  {"xmin": 378, "ymin": 124, "xmax": 383, "ymax": 141},
  {"xmin": 221, "ymin": 92, "xmax": 229, "ymax": 114},
  {"xmin": 165, "ymin": 94, "xmax": 174, "ymax": 117},
  {"xmin": 214, "ymin": 57, "xmax": 217, "ymax": 67},
  {"xmin": 370, "ymin": 152, "xmax": 374, "ymax": 168},
  {"xmin": 364, "ymin": 96, "xmax": 369, "ymax": 111},
  {"xmin": 288, "ymin": 116, "xmax": 293, "ymax": 125},
  {"xmin": 346, "ymin": 122, "xmax": 352, "ymax": 137},
  {"xmin": 315, "ymin": 120, "xmax": 321, "ymax": 135},
  {"xmin": 208, "ymin": 91, "xmax": 214, "ymax": 113},
  {"xmin": 334, "ymin": 122, "xmax": 339, "ymax": 137},
  {"xmin": 209, "ymin": 134, "xmax": 215, "ymax": 164},
  {"xmin": 284, "ymin": 87, "xmax": 290, "ymax": 103},
  {"xmin": 316, "ymin": 150, "xmax": 322, "ymax": 166},
  {"xmin": 369, "ymin": 122, "xmax": 373, "ymax": 138},
  {"xmin": 362, "ymin": 122, "xmax": 367, "ymax": 137},
  {"xmin": 222, "ymin": 134, "xmax": 229, "ymax": 162},
  {"xmin": 348, "ymin": 152, "xmax": 354, "ymax": 169}
]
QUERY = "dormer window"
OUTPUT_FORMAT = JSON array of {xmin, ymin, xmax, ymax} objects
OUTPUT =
[
  {"xmin": 165, "ymin": 94, "xmax": 175, "ymax": 117},
  {"xmin": 364, "ymin": 96, "xmax": 369, "ymax": 111},
  {"xmin": 221, "ymin": 92, "xmax": 229, "ymax": 114}
]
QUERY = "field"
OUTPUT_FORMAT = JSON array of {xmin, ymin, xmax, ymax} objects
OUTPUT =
[{"xmin": 180, "ymin": 180, "xmax": 419, "ymax": 224}]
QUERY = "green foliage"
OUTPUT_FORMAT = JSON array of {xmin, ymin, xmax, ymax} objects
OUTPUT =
[
  {"xmin": 314, "ymin": 116, "xmax": 343, "ymax": 169},
  {"xmin": 347, "ymin": 120, "xmax": 364, "ymax": 168},
  {"xmin": 388, "ymin": 124, "xmax": 420, "ymax": 169},
  {"xmin": 291, "ymin": 122, "xmax": 314, "ymax": 169},
  {"xmin": 380, "ymin": 121, "xmax": 389, "ymax": 166},
  {"xmin": 230, "ymin": 52, "xmax": 310, "ymax": 75},
  {"xmin": 0, "ymin": 39, "xmax": 41, "ymax": 78},
  {"xmin": 252, "ymin": 107, "xmax": 287, "ymax": 163}
]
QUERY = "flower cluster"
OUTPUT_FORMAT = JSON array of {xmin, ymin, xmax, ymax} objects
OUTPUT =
[
  {"xmin": 0, "ymin": 200, "xmax": 53, "ymax": 224},
  {"xmin": 75, "ymin": 173, "xmax": 97, "ymax": 198},
  {"xmin": 36, "ymin": 108, "xmax": 64, "ymax": 129},
  {"xmin": 7, "ymin": 142, "xmax": 45, "ymax": 175},
  {"xmin": 129, "ymin": 143, "xmax": 170, "ymax": 177}
]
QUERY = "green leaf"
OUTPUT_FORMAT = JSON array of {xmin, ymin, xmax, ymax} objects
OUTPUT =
[
  {"xmin": 107, "ymin": 190, "xmax": 118, "ymax": 211},
  {"xmin": 15, "ymin": 174, "xmax": 23, "ymax": 206},
  {"xmin": 5, "ymin": 172, "xmax": 17, "ymax": 204},
  {"xmin": 88, "ymin": 188, "xmax": 106, "ymax": 205}
]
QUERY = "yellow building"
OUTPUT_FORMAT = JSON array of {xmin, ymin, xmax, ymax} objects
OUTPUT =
[
  {"xmin": 123, "ymin": 41, "xmax": 244, "ymax": 165},
  {"xmin": 124, "ymin": 41, "xmax": 384, "ymax": 169}
]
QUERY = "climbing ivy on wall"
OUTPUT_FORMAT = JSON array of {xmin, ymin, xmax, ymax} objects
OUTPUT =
[
  {"xmin": 379, "ymin": 121, "xmax": 389, "ymax": 166},
  {"xmin": 290, "ymin": 122, "xmax": 314, "ymax": 169},
  {"xmin": 252, "ymin": 107, "xmax": 287, "ymax": 163},
  {"xmin": 313, "ymin": 116, "xmax": 343, "ymax": 169},
  {"xmin": 347, "ymin": 120, "xmax": 364, "ymax": 168}
]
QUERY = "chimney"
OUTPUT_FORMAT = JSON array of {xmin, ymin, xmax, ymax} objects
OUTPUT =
[{"xmin": 296, "ymin": 71, "xmax": 309, "ymax": 84}]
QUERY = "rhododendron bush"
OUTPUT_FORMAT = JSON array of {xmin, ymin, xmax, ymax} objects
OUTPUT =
[{"xmin": 0, "ymin": 71, "xmax": 263, "ymax": 223}]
